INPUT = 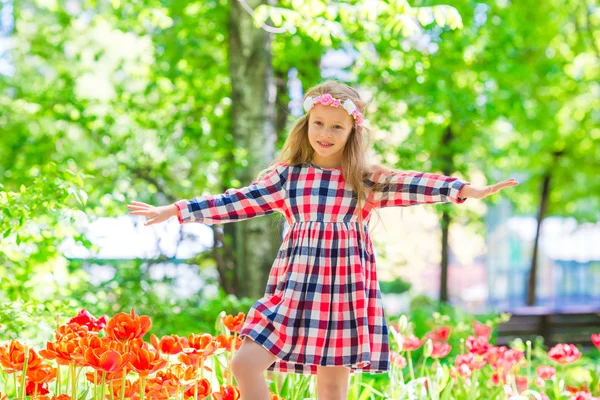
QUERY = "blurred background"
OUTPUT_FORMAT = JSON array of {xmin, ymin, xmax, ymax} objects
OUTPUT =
[{"xmin": 0, "ymin": 0, "xmax": 598, "ymax": 349}]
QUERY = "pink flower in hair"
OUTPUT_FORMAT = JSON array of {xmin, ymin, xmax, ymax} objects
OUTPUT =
[
  {"xmin": 332, "ymin": 99, "xmax": 341, "ymax": 107},
  {"xmin": 319, "ymin": 94, "xmax": 334, "ymax": 105},
  {"xmin": 356, "ymin": 114, "xmax": 364, "ymax": 125}
]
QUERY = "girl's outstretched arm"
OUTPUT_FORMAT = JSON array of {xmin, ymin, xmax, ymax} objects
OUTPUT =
[
  {"xmin": 366, "ymin": 169, "xmax": 519, "ymax": 208},
  {"xmin": 172, "ymin": 163, "xmax": 288, "ymax": 225},
  {"xmin": 366, "ymin": 169, "xmax": 471, "ymax": 208},
  {"xmin": 127, "ymin": 163, "xmax": 288, "ymax": 226}
]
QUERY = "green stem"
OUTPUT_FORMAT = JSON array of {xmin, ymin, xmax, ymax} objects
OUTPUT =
[
  {"xmin": 100, "ymin": 371, "xmax": 106, "ymax": 400},
  {"xmin": 110, "ymin": 380, "xmax": 115, "ymax": 400},
  {"xmin": 71, "ymin": 362, "xmax": 76, "ymax": 400},
  {"xmin": 94, "ymin": 370, "xmax": 97, "ymax": 400},
  {"xmin": 139, "ymin": 377, "xmax": 145, "ymax": 400},
  {"xmin": 120, "ymin": 367, "xmax": 127, "ymax": 400},
  {"xmin": 20, "ymin": 349, "xmax": 29, "ymax": 400},
  {"xmin": 55, "ymin": 364, "xmax": 60, "ymax": 395},
  {"xmin": 407, "ymin": 350, "xmax": 415, "ymax": 381},
  {"xmin": 526, "ymin": 341, "xmax": 532, "ymax": 389}
]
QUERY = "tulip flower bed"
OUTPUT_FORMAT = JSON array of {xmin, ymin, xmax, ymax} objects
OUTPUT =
[{"xmin": 0, "ymin": 309, "xmax": 599, "ymax": 400}]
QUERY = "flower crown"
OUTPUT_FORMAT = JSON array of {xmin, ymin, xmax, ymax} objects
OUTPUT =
[{"xmin": 303, "ymin": 93, "xmax": 364, "ymax": 126}]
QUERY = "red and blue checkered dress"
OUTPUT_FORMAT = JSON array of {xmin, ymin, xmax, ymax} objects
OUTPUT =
[{"xmin": 175, "ymin": 162, "xmax": 469, "ymax": 375}]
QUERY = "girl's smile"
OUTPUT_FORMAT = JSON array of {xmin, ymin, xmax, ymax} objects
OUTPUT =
[{"xmin": 308, "ymin": 104, "xmax": 354, "ymax": 167}]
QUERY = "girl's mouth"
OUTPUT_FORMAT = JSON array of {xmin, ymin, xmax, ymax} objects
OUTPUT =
[{"xmin": 318, "ymin": 141, "xmax": 333, "ymax": 148}]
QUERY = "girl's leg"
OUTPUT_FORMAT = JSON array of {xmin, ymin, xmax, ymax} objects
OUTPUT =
[
  {"xmin": 231, "ymin": 337, "xmax": 278, "ymax": 400},
  {"xmin": 316, "ymin": 365, "xmax": 351, "ymax": 400}
]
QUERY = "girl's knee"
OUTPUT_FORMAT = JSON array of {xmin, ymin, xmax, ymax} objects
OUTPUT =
[{"xmin": 230, "ymin": 355, "xmax": 251, "ymax": 377}]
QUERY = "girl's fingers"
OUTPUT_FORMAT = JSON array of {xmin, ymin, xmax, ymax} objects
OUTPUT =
[
  {"xmin": 128, "ymin": 211, "xmax": 148, "ymax": 216},
  {"xmin": 127, "ymin": 205, "xmax": 147, "ymax": 211},
  {"xmin": 131, "ymin": 201, "xmax": 152, "ymax": 207}
]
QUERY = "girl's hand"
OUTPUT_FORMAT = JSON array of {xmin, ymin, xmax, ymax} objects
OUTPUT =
[
  {"xmin": 126, "ymin": 201, "xmax": 178, "ymax": 226},
  {"xmin": 461, "ymin": 178, "xmax": 519, "ymax": 200}
]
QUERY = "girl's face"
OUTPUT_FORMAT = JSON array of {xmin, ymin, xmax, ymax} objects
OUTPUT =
[{"xmin": 307, "ymin": 104, "xmax": 354, "ymax": 167}]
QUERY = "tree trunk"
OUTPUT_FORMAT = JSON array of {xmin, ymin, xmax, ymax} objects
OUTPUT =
[
  {"xmin": 440, "ymin": 211, "xmax": 450, "ymax": 303},
  {"xmin": 439, "ymin": 124, "xmax": 455, "ymax": 303},
  {"xmin": 527, "ymin": 150, "xmax": 563, "ymax": 306},
  {"xmin": 224, "ymin": 0, "xmax": 280, "ymax": 299},
  {"xmin": 527, "ymin": 174, "xmax": 551, "ymax": 306}
]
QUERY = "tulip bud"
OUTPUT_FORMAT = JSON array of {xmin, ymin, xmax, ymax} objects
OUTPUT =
[
  {"xmin": 398, "ymin": 315, "xmax": 408, "ymax": 333},
  {"xmin": 423, "ymin": 339, "xmax": 433, "ymax": 358}
]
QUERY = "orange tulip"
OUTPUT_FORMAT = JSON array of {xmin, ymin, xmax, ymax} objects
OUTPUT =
[
  {"xmin": 129, "ymin": 346, "xmax": 167, "ymax": 377},
  {"xmin": 215, "ymin": 334, "xmax": 242, "ymax": 352},
  {"xmin": 70, "ymin": 335, "xmax": 105, "ymax": 367},
  {"xmin": 33, "ymin": 395, "xmax": 73, "ymax": 400},
  {"xmin": 0, "ymin": 393, "xmax": 7, "ymax": 400},
  {"xmin": 0, "ymin": 340, "xmax": 44, "ymax": 373},
  {"xmin": 150, "ymin": 334, "xmax": 184, "ymax": 355},
  {"xmin": 39, "ymin": 338, "xmax": 78, "ymax": 366},
  {"xmin": 108, "ymin": 378, "xmax": 140, "ymax": 399},
  {"xmin": 177, "ymin": 353, "xmax": 214, "ymax": 373},
  {"xmin": 212, "ymin": 384, "xmax": 241, "ymax": 400},
  {"xmin": 85, "ymin": 369, "xmax": 125, "ymax": 385},
  {"xmin": 183, "ymin": 333, "xmax": 219, "ymax": 358},
  {"xmin": 145, "ymin": 369, "xmax": 179, "ymax": 398},
  {"xmin": 183, "ymin": 378, "xmax": 212, "ymax": 399},
  {"xmin": 85, "ymin": 347, "xmax": 131, "ymax": 374},
  {"xmin": 54, "ymin": 324, "xmax": 90, "ymax": 341},
  {"xmin": 270, "ymin": 394, "xmax": 286, "ymax": 400},
  {"xmin": 168, "ymin": 364, "xmax": 197, "ymax": 385},
  {"xmin": 27, "ymin": 364, "xmax": 57, "ymax": 384},
  {"xmin": 222, "ymin": 313, "xmax": 245, "ymax": 334},
  {"xmin": 106, "ymin": 308, "xmax": 152, "ymax": 342}
]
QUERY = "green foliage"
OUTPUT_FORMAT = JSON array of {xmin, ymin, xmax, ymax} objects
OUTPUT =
[{"xmin": 379, "ymin": 276, "xmax": 412, "ymax": 294}]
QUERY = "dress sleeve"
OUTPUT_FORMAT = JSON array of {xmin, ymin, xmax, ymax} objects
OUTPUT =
[
  {"xmin": 365, "ymin": 169, "xmax": 470, "ymax": 208},
  {"xmin": 174, "ymin": 163, "xmax": 289, "ymax": 225}
]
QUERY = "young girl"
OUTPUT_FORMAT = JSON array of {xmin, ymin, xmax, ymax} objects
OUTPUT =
[{"xmin": 127, "ymin": 80, "xmax": 518, "ymax": 400}]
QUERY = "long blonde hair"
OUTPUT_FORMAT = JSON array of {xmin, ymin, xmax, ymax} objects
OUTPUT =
[{"xmin": 256, "ymin": 80, "xmax": 404, "ymax": 239}]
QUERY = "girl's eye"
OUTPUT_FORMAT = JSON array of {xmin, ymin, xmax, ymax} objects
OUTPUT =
[{"xmin": 335, "ymin": 126, "xmax": 343, "ymax": 129}]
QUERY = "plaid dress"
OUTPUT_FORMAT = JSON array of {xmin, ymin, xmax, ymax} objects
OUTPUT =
[{"xmin": 175, "ymin": 162, "xmax": 470, "ymax": 376}]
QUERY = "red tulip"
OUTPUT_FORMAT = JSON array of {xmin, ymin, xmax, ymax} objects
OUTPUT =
[
  {"xmin": 568, "ymin": 392, "xmax": 594, "ymax": 400},
  {"xmin": 25, "ymin": 380, "xmax": 49, "ymax": 396},
  {"xmin": 426, "ymin": 326, "xmax": 451, "ymax": 342},
  {"xmin": 68, "ymin": 309, "xmax": 108, "ymax": 332},
  {"xmin": 548, "ymin": 344, "xmax": 582, "ymax": 364},
  {"xmin": 456, "ymin": 353, "xmax": 486, "ymax": 371},
  {"xmin": 591, "ymin": 334, "xmax": 600, "ymax": 351},
  {"xmin": 537, "ymin": 366, "xmax": 556, "ymax": 380},
  {"xmin": 515, "ymin": 376, "xmax": 528, "ymax": 394},
  {"xmin": 403, "ymin": 335, "xmax": 425, "ymax": 351},
  {"xmin": 473, "ymin": 320, "xmax": 492, "ymax": 339},
  {"xmin": 466, "ymin": 335, "xmax": 491, "ymax": 355},
  {"xmin": 390, "ymin": 350, "xmax": 407, "ymax": 368},
  {"xmin": 430, "ymin": 341, "xmax": 452, "ymax": 359},
  {"xmin": 212, "ymin": 384, "xmax": 241, "ymax": 400}
]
